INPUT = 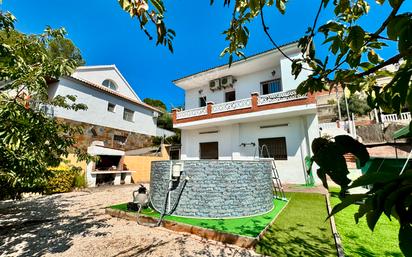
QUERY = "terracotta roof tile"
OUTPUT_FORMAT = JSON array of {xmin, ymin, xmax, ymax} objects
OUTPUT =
[{"xmin": 65, "ymin": 76, "xmax": 163, "ymax": 113}]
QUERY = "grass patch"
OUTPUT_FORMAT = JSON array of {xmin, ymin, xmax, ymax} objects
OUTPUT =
[
  {"xmin": 255, "ymin": 192, "xmax": 336, "ymax": 257},
  {"xmin": 109, "ymin": 199, "xmax": 287, "ymax": 237},
  {"xmin": 329, "ymin": 190, "xmax": 402, "ymax": 257}
]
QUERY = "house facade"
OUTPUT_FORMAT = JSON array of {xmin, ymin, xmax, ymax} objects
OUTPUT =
[
  {"xmin": 172, "ymin": 42, "xmax": 320, "ymax": 184},
  {"xmin": 48, "ymin": 65, "xmax": 172, "ymax": 151},
  {"xmin": 47, "ymin": 65, "xmax": 175, "ymax": 186}
]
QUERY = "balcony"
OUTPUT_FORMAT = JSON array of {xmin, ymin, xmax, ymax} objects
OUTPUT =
[{"xmin": 173, "ymin": 90, "xmax": 316, "ymax": 127}]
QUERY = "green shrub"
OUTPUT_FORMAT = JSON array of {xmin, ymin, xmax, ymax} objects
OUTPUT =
[
  {"xmin": 45, "ymin": 166, "xmax": 82, "ymax": 194},
  {"xmin": 74, "ymin": 172, "xmax": 87, "ymax": 189}
]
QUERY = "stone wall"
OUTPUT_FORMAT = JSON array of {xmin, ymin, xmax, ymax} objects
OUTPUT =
[
  {"xmin": 357, "ymin": 123, "xmax": 406, "ymax": 143},
  {"xmin": 150, "ymin": 160, "xmax": 273, "ymax": 218},
  {"xmin": 60, "ymin": 118, "xmax": 154, "ymax": 151}
]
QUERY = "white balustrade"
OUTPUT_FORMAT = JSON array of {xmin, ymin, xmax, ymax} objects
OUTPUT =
[
  {"xmin": 318, "ymin": 122, "xmax": 339, "ymax": 130},
  {"xmin": 257, "ymin": 90, "xmax": 307, "ymax": 106},
  {"xmin": 381, "ymin": 113, "xmax": 399, "ymax": 122},
  {"xmin": 176, "ymin": 106, "xmax": 208, "ymax": 120},
  {"xmin": 211, "ymin": 98, "xmax": 252, "ymax": 114},
  {"xmin": 381, "ymin": 112, "xmax": 412, "ymax": 123},
  {"xmin": 400, "ymin": 112, "xmax": 411, "ymax": 121}
]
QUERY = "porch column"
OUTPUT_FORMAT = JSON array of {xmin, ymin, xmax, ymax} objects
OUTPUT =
[
  {"xmin": 114, "ymin": 173, "xmax": 121, "ymax": 185},
  {"xmin": 206, "ymin": 101, "xmax": 214, "ymax": 117},
  {"xmin": 231, "ymin": 124, "xmax": 241, "ymax": 160},
  {"xmin": 172, "ymin": 108, "xmax": 178, "ymax": 125},
  {"xmin": 251, "ymin": 92, "xmax": 259, "ymax": 111},
  {"xmin": 86, "ymin": 162, "xmax": 96, "ymax": 187}
]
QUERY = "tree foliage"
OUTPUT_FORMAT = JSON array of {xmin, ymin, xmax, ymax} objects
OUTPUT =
[
  {"xmin": 118, "ymin": 0, "xmax": 412, "ymax": 254},
  {"xmin": 336, "ymin": 93, "xmax": 372, "ymax": 118},
  {"xmin": 0, "ymin": 12, "xmax": 88, "ymax": 199},
  {"xmin": 143, "ymin": 97, "xmax": 167, "ymax": 110},
  {"xmin": 48, "ymin": 37, "xmax": 85, "ymax": 66},
  {"xmin": 118, "ymin": 0, "xmax": 411, "ymax": 114}
]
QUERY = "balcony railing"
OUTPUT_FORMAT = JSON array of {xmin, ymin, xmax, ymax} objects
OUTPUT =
[
  {"xmin": 211, "ymin": 98, "xmax": 252, "ymax": 114},
  {"xmin": 381, "ymin": 112, "xmax": 411, "ymax": 123},
  {"xmin": 257, "ymin": 90, "xmax": 307, "ymax": 106},
  {"xmin": 174, "ymin": 89, "xmax": 313, "ymax": 122},
  {"xmin": 176, "ymin": 106, "xmax": 207, "ymax": 120}
]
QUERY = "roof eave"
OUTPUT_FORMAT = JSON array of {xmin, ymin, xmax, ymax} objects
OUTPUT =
[
  {"xmin": 172, "ymin": 41, "xmax": 299, "ymax": 86},
  {"xmin": 62, "ymin": 76, "xmax": 163, "ymax": 113}
]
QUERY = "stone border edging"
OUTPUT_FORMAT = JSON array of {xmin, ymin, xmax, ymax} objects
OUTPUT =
[{"xmin": 325, "ymin": 194, "xmax": 345, "ymax": 257}]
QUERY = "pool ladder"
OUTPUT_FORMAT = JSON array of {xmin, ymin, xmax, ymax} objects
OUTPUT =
[
  {"xmin": 270, "ymin": 159, "xmax": 287, "ymax": 201},
  {"xmin": 260, "ymin": 145, "xmax": 287, "ymax": 201}
]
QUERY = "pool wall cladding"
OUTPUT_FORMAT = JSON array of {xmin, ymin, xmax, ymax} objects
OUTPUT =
[{"xmin": 150, "ymin": 160, "xmax": 274, "ymax": 218}]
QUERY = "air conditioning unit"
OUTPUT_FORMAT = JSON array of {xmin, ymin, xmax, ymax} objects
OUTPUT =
[
  {"xmin": 153, "ymin": 111, "xmax": 159, "ymax": 118},
  {"xmin": 220, "ymin": 75, "xmax": 236, "ymax": 89},
  {"xmin": 209, "ymin": 79, "xmax": 220, "ymax": 92}
]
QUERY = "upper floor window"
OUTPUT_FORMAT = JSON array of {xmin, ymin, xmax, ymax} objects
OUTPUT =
[
  {"xmin": 199, "ymin": 96, "xmax": 207, "ymax": 107},
  {"xmin": 261, "ymin": 79, "xmax": 282, "ymax": 95},
  {"xmin": 225, "ymin": 91, "xmax": 236, "ymax": 102},
  {"xmin": 123, "ymin": 108, "xmax": 134, "ymax": 122},
  {"xmin": 107, "ymin": 103, "xmax": 116, "ymax": 112},
  {"xmin": 102, "ymin": 79, "xmax": 118, "ymax": 91}
]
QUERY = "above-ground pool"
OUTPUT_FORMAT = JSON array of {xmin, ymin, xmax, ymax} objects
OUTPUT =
[{"xmin": 150, "ymin": 160, "xmax": 274, "ymax": 218}]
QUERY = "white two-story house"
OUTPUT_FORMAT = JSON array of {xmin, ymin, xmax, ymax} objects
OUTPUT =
[
  {"xmin": 172, "ymin": 42, "xmax": 320, "ymax": 184},
  {"xmin": 48, "ymin": 65, "xmax": 171, "ymax": 151}
]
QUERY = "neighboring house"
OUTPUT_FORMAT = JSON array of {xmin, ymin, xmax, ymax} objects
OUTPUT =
[
  {"xmin": 376, "ymin": 63, "xmax": 411, "ymax": 124},
  {"xmin": 171, "ymin": 42, "xmax": 319, "ymax": 184},
  {"xmin": 47, "ymin": 65, "xmax": 176, "ymax": 187},
  {"xmin": 48, "ymin": 65, "xmax": 168, "ymax": 151}
]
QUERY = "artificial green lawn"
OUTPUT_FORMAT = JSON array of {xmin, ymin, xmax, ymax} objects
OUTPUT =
[
  {"xmin": 329, "ymin": 191, "xmax": 402, "ymax": 257},
  {"xmin": 110, "ymin": 198, "xmax": 288, "ymax": 237},
  {"xmin": 255, "ymin": 192, "xmax": 337, "ymax": 257}
]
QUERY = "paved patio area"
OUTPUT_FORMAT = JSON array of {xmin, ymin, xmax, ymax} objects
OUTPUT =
[{"xmin": 0, "ymin": 185, "xmax": 259, "ymax": 257}]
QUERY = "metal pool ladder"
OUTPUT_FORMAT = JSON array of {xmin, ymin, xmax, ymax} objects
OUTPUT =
[
  {"xmin": 260, "ymin": 145, "xmax": 287, "ymax": 201},
  {"xmin": 270, "ymin": 159, "xmax": 287, "ymax": 201}
]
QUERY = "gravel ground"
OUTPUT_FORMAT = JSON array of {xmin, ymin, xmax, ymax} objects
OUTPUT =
[{"xmin": 0, "ymin": 185, "xmax": 260, "ymax": 257}]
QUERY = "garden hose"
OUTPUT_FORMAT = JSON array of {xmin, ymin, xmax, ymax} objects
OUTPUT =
[{"xmin": 156, "ymin": 176, "xmax": 189, "ymax": 227}]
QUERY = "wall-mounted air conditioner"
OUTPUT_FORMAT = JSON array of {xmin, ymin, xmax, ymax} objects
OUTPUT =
[
  {"xmin": 209, "ymin": 79, "xmax": 220, "ymax": 92},
  {"xmin": 220, "ymin": 75, "xmax": 236, "ymax": 89}
]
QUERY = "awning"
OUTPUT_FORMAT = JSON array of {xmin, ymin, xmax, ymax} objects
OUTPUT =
[{"xmin": 394, "ymin": 122, "xmax": 412, "ymax": 139}]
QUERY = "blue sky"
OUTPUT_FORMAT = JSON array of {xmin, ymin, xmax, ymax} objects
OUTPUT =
[{"xmin": 2, "ymin": 0, "xmax": 409, "ymax": 109}]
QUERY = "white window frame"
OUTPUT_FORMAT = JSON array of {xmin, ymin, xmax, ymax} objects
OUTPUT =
[
  {"xmin": 107, "ymin": 103, "xmax": 116, "ymax": 112},
  {"xmin": 123, "ymin": 108, "xmax": 134, "ymax": 122},
  {"xmin": 102, "ymin": 79, "xmax": 118, "ymax": 91}
]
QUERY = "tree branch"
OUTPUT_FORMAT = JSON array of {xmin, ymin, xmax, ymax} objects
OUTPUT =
[
  {"xmin": 311, "ymin": 0, "xmax": 324, "ymax": 35},
  {"xmin": 258, "ymin": 0, "xmax": 313, "ymax": 72},
  {"xmin": 136, "ymin": 14, "xmax": 153, "ymax": 41},
  {"xmin": 370, "ymin": 1, "xmax": 403, "ymax": 40},
  {"xmin": 259, "ymin": 1, "xmax": 294, "ymax": 62},
  {"xmin": 323, "ymin": 3, "xmax": 403, "ymax": 80},
  {"xmin": 356, "ymin": 53, "xmax": 402, "ymax": 77}
]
